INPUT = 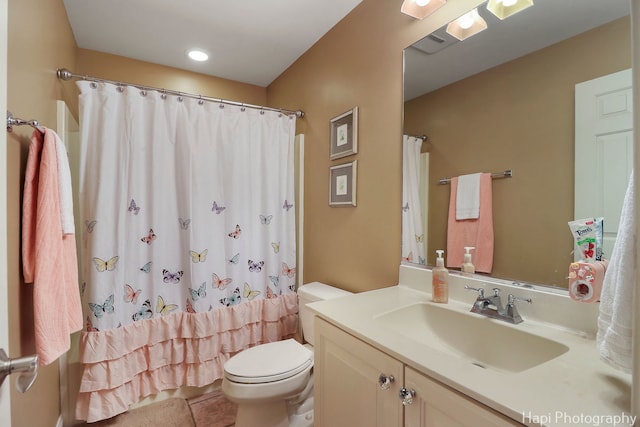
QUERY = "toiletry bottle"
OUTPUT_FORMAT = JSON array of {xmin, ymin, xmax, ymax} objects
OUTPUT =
[
  {"xmin": 461, "ymin": 246, "xmax": 476, "ymax": 276},
  {"xmin": 432, "ymin": 250, "xmax": 449, "ymax": 303}
]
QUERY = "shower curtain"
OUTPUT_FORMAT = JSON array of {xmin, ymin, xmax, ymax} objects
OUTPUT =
[
  {"xmin": 402, "ymin": 135, "xmax": 425, "ymax": 265},
  {"xmin": 75, "ymin": 81, "xmax": 299, "ymax": 422}
]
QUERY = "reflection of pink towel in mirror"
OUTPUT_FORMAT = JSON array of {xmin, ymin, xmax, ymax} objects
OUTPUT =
[{"xmin": 446, "ymin": 173, "xmax": 494, "ymax": 273}]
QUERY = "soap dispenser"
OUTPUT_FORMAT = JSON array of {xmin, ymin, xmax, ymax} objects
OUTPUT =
[
  {"xmin": 432, "ymin": 250, "xmax": 449, "ymax": 303},
  {"xmin": 461, "ymin": 246, "xmax": 476, "ymax": 276}
]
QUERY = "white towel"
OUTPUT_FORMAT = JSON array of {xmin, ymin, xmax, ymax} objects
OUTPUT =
[
  {"xmin": 53, "ymin": 130, "xmax": 75, "ymax": 234},
  {"xmin": 456, "ymin": 173, "xmax": 481, "ymax": 220},
  {"xmin": 597, "ymin": 170, "xmax": 634, "ymax": 373}
]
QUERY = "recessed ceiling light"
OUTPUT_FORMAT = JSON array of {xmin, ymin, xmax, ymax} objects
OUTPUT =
[{"xmin": 187, "ymin": 49, "xmax": 209, "ymax": 62}]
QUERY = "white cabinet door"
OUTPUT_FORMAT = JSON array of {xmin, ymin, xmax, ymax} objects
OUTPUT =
[
  {"xmin": 314, "ymin": 318, "xmax": 403, "ymax": 427},
  {"xmin": 404, "ymin": 367, "xmax": 522, "ymax": 427}
]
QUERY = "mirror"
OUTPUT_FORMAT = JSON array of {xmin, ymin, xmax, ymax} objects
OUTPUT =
[{"xmin": 402, "ymin": 0, "xmax": 631, "ymax": 288}]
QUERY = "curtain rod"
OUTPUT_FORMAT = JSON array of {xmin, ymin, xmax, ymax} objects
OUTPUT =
[
  {"xmin": 439, "ymin": 169, "xmax": 513, "ymax": 185},
  {"xmin": 56, "ymin": 68, "xmax": 305, "ymax": 118}
]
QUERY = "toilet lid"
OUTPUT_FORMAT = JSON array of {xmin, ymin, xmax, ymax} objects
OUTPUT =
[{"xmin": 224, "ymin": 339, "xmax": 313, "ymax": 384}]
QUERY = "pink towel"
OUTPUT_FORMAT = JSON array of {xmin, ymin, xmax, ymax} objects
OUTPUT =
[
  {"xmin": 446, "ymin": 173, "xmax": 494, "ymax": 273},
  {"xmin": 22, "ymin": 128, "xmax": 83, "ymax": 365}
]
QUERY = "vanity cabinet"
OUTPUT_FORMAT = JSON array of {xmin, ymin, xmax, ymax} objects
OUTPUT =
[
  {"xmin": 404, "ymin": 367, "xmax": 521, "ymax": 427},
  {"xmin": 315, "ymin": 317, "xmax": 404, "ymax": 427},
  {"xmin": 315, "ymin": 318, "xmax": 523, "ymax": 427}
]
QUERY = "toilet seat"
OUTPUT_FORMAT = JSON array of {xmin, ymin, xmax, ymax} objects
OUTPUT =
[{"xmin": 225, "ymin": 339, "xmax": 313, "ymax": 384}]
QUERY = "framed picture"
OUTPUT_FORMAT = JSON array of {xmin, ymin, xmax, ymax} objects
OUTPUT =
[
  {"xmin": 330, "ymin": 106, "xmax": 358, "ymax": 160},
  {"xmin": 329, "ymin": 160, "xmax": 357, "ymax": 207}
]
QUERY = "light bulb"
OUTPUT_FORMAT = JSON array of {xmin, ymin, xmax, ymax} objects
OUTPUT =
[
  {"xmin": 415, "ymin": 0, "xmax": 431, "ymax": 6},
  {"xmin": 187, "ymin": 49, "xmax": 209, "ymax": 62},
  {"xmin": 458, "ymin": 12, "xmax": 475, "ymax": 29},
  {"xmin": 502, "ymin": 0, "xmax": 517, "ymax": 6}
]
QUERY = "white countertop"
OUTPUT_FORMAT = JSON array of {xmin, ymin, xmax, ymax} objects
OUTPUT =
[{"xmin": 307, "ymin": 266, "xmax": 633, "ymax": 427}]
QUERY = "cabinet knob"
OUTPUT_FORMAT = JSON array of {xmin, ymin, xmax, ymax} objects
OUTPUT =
[
  {"xmin": 399, "ymin": 387, "xmax": 416, "ymax": 405},
  {"xmin": 378, "ymin": 373, "xmax": 395, "ymax": 390}
]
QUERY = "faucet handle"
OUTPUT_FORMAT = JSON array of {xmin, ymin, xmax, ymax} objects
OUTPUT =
[
  {"xmin": 507, "ymin": 294, "xmax": 532, "ymax": 306},
  {"xmin": 464, "ymin": 286, "xmax": 485, "ymax": 298}
]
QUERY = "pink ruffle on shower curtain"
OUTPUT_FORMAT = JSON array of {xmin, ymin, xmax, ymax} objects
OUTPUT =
[{"xmin": 75, "ymin": 80, "xmax": 299, "ymax": 422}]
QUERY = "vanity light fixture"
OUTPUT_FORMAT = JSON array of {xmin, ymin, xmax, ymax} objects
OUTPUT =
[
  {"xmin": 446, "ymin": 8, "xmax": 487, "ymax": 41},
  {"xmin": 486, "ymin": 0, "xmax": 533, "ymax": 20},
  {"xmin": 401, "ymin": 0, "xmax": 446, "ymax": 20},
  {"xmin": 187, "ymin": 48, "xmax": 209, "ymax": 62}
]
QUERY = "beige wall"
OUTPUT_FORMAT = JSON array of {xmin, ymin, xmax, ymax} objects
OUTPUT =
[
  {"xmin": 76, "ymin": 49, "xmax": 267, "ymax": 107},
  {"xmin": 7, "ymin": 0, "xmax": 77, "ymax": 425},
  {"xmin": 404, "ymin": 17, "xmax": 631, "ymax": 287},
  {"xmin": 267, "ymin": 0, "xmax": 485, "ymax": 293}
]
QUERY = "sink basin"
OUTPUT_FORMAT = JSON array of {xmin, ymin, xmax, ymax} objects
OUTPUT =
[{"xmin": 375, "ymin": 302, "xmax": 569, "ymax": 373}]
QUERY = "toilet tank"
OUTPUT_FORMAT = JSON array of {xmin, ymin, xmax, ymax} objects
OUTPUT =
[{"xmin": 298, "ymin": 282, "xmax": 352, "ymax": 346}]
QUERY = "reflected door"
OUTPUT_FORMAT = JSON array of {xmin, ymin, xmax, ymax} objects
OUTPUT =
[{"xmin": 574, "ymin": 68, "xmax": 633, "ymax": 261}]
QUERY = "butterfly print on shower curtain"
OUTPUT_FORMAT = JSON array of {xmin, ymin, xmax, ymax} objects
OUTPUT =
[
  {"xmin": 132, "ymin": 299, "xmax": 153, "ymax": 322},
  {"xmin": 128, "ymin": 199, "xmax": 140, "ymax": 215},
  {"xmin": 123, "ymin": 284, "xmax": 142, "ymax": 304},
  {"xmin": 93, "ymin": 256, "xmax": 119, "ymax": 272},
  {"xmin": 189, "ymin": 249, "xmax": 208, "ymax": 263},
  {"xmin": 140, "ymin": 261, "xmax": 152, "ymax": 273},
  {"xmin": 243, "ymin": 283, "xmax": 260, "ymax": 300},
  {"xmin": 259, "ymin": 214, "xmax": 272, "ymax": 225},
  {"xmin": 212, "ymin": 273, "xmax": 232, "ymax": 290},
  {"xmin": 220, "ymin": 287, "xmax": 241, "ymax": 307},
  {"xmin": 228, "ymin": 224, "xmax": 241, "ymax": 238},
  {"xmin": 141, "ymin": 228, "xmax": 156, "ymax": 244},
  {"xmin": 85, "ymin": 220, "xmax": 97, "ymax": 233},
  {"xmin": 248, "ymin": 260, "xmax": 264, "ymax": 272},
  {"xmin": 281, "ymin": 262, "xmax": 296, "ymax": 278},
  {"xmin": 85, "ymin": 316, "xmax": 99, "ymax": 332},
  {"xmin": 156, "ymin": 295, "xmax": 178, "ymax": 316},
  {"xmin": 88, "ymin": 295, "xmax": 115, "ymax": 318},
  {"xmin": 189, "ymin": 282, "xmax": 207, "ymax": 301},
  {"xmin": 226, "ymin": 253, "xmax": 240, "ymax": 264},
  {"xmin": 162, "ymin": 269, "xmax": 184, "ymax": 284},
  {"xmin": 211, "ymin": 201, "xmax": 226, "ymax": 214}
]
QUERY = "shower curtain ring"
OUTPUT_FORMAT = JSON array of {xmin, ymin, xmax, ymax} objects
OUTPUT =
[
  {"xmin": 160, "ymin": 89, "xmax": 167, "ymax": 100},
  {"xmin": 198, "ymin": 95, "xmax": 204, "ymax": 106}
]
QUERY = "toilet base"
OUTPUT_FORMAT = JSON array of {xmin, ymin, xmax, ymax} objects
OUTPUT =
[{"xmin": 235, "ymin": 400, "xmax": 290, "ymax": 427}]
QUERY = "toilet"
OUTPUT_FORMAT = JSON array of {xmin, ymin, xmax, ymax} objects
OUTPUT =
[{"xmin": 222, "ymin": 282, "xmax": 352, "ymax": 427}]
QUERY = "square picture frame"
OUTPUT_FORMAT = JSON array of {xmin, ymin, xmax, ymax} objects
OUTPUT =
[
  {"xmin": 330, "ymin": 106, "xmax": 358, "ymax": 160},
  {"xmin": 329, "ymin": 160, "xmax": 357, "ymax": 207}
]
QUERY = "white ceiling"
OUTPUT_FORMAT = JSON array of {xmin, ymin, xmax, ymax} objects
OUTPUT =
[
  {"xmin": 63, "ymin": 0, "xmax": 363, "ymax": 87},
  {"xmin": 404, "ymin": 0, "xmax": 630, "ymax": 100}
]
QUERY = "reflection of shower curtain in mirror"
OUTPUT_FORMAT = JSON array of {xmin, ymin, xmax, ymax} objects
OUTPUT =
[
  {"xmin": 75, "ymin": 81, "xmax": 299, "ymax": 422},
  {"xmin": 402, "ymin": 135, "xmax": 425, "ymax": 265}
]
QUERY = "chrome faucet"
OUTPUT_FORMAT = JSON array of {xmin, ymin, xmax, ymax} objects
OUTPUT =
[{"xmin": 464, "ymin": 286, "xmax": 532, "ymax": 324}]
